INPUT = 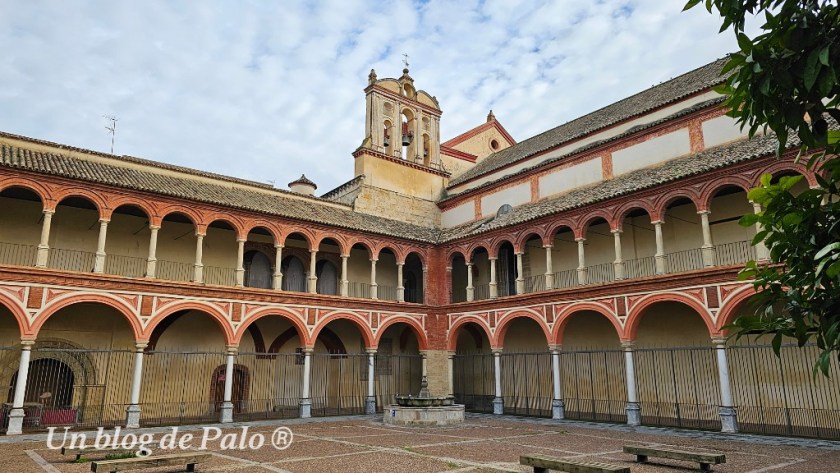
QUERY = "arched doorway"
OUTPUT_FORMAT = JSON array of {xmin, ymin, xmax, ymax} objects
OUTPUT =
[
  {"xmin": 310, "ymin": 319, "xmax": 369, "ymax": 416},
  {"xmin": 244, "ymin": 250, "xmax": 272, "ymax": 289},
  {"xmin": 498, "ymin": 317, "xmax": 551, "ymax": 417},
  {"xmin": 281, "ymin": 256, "xmax": 307, "ymax": 292},
  {"xmin": 374, "ymin": 323, "xmax": 422, "ymax": 409},
  {"xmin": 316, "ymin": 260, "xmax": 338, "ymax": 295},
  {"xmin": 452, "ymin": 322, "xmax": 494, "ymax": 413}
]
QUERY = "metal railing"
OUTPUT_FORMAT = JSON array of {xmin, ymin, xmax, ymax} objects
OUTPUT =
[
  {"xmin": 47, "ymin": 248, "xmax": 96, "ymax": 273},
  {"xmin": 624, "ymin": 256, "xmax": 657, "ymax": 279},
  {"xmin": 585, "ymin": 262, "xmax": 615, "ymax": 284},
  {"xmin": 204, "ymin": 265, "xmax": 236, "ymax": 287},
  {"xmin": 156, "ymin": 260, "xmax": 194, "ymax": 282},
  {"xmin": 553, "ymin": 269, "xmax": 578, "ymax": 289},
  {"xmin": 0, "ymin": 242, "xmax": 36, "ymax": 267},
  {"xmin": 716, "ymin": 240, "xmax": 757, "ymax": 266},
  {"xmin": 104, "ymin": 254, "xmax": 147, "ymax": 279},
  {"xmin": 668, "ymin": 247, "xmax": 705, "ymax": 273}
]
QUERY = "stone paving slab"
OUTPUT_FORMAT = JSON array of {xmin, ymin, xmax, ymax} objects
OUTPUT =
[{"xmin": 2, "ymin": 414, "xmax": 840, "ymax": 472}]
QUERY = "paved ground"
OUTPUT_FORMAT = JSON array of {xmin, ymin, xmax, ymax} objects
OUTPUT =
[{"xmin": 2, "ymin": 414, "xmax": 839, "ymax": 472}]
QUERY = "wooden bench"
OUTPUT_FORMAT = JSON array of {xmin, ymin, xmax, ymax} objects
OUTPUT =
[
  {"xmin": 520, "ymin": 454, "xmax": 630, "ymax": 473},
  {"xmin": 61, "ymin": 447, "xmax": 134, "ymax": 461},
  {"xmin": 90, "ymin": 452, "xmax": 211, "ymax": 472},
  {"xmin": 624, "ymin": 445, "xmax": 726, "ymax": 471}
]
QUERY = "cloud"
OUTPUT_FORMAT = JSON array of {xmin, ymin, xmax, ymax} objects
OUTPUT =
[{"xmin": 0, "ymin": 0, "xmax": 762, "ymax": 194}]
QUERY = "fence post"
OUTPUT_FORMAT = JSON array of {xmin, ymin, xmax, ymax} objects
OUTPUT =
[
  {"xmin": 299, "ymin": 348, "xmax": 313, "ymax": 418},
  {"xmin": 622, "ymin": 341, "xmax": 641, "ymax": 426},
  {"xmin": 492, "ymin": 349, "xmax": 504, "ymax": 414},
  {"xmin": 713, "ymin": 337, "xmax": 739, "ymax": 433},
  {"xmin": 220, "ymin": 346, "xmax": 237, "ymax": 423},
  {"xmin": 6, "ymin": 340, "xmax": 34, "ymax": 435},
  {"xmin": 549, "ymin": 344, "xmax": 565, "ymax": 420},
  {"xmin": 366, "ymin": 349, "xmax": 377, "ymax": 414},
  {"xmin": 125, "ymin": 342, "xmax": 147, "ymax": 429},
  {"xmin": 448, "ymin": 351, "xmax": 455, "ymax": 396}
]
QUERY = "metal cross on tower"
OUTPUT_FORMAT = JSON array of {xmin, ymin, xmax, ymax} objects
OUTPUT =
[{"xmin": 402, "ymin": 53, "xmax": 409, "ymax": 69}]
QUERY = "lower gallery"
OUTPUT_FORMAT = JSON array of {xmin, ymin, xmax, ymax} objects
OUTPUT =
[{"xmin": 0, "ymin": 60, "xmax": 836, "ymax": 439}]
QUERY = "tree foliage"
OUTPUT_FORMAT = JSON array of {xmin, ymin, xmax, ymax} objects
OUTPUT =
[{"xmin": 684, "ymin": 0, "xmax": 840, "ymax": 374}]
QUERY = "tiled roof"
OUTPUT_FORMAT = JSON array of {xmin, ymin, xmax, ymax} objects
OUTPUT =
[
  {"xmin": 448, "ymin": 58, "xmax": 731, "ymax": 188},
  {"xmin": 289, "ymin": 174, "xmax": 317, "ymax": 189},
  {"xmin": 439, "ymin": 132, "xmax": 782, "ymax": 241},
  {"xmin": 0, "ymin": 142, "xmax": 439, "ymax": 242}
]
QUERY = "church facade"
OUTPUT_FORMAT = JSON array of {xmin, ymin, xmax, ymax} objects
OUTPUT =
[{"xmin": 0, "ymin": 59, "xmax": 836, "ymax": 438}]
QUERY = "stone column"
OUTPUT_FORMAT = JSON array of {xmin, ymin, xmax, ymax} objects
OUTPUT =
[
  {"xmin": 94, "ymin": 218, "xmax": 109, "ymax": 273},
  {"xmin": 576, "ymin": 238, "xmax": 587, "ymax": 285},
  {"xmin": 699, "ymin": 210, "xmax": 717, "ymax": 267},
  {"xmin": 193, "ymin": 233, "xmax": 205, "ymax": 283},
  {"xmin": 36, "ymin": 209, "xmax": 54, "ymax": 267},
  {"xmin": 751, "ymin": 202, "xmax": 770, "ymax": 261},
  {"xmin": 365, "ymin": 349, "xmax": 377, "ymax": 414},
  {"xmin": 220, "ymin": 346, "xmax": 237, "ymax": 423},
  {"xmin": 308, "ymin": 249, "xmax": 318, "ymax": 294},
  {"xmin": 125, "ymin": 343, "xmax": 147, "ymax": 428},
  {"xmin": 612, "ymin": 229, "xmax": 625, "ymax": 280},
  {"xmin": 713, "ymin": 337, "xmax": 739, "ymax": 433},
  {"xmin": 420, "ymin": 351, "xmax": 428, "ymax": 377},
  {"xmin": 369, "ymin": 258, "xmax": 378, "ymax": 299},
  {"xmin": 544, "ymin": 245, "xmax": 554, "ymax": 290},
  {"xmin": 396, "ymin": 262, "xmax": 405, "ymax": 302},
  {"xmin": 466, "ymin": 262, "xmax": 475, "ymax": 302},
  {"xmin": 515, "ymin": 252, "xmax": 525, "ymax": 294},
  {"xmin": 340, "ymin": 255, "xmax": 349, "ymax": 297},
  {"xmin": 145, "ymin": 225, "xmax": 160, "ymax": 278},
  {"xmin": 448, "ymin": 351, "xmax": 455, "ymax": 396},
  {"xmin": 492, "ymin": 349, "xmax": 504, "ymax": 414},
  {"xmin": 6, "ymin": 340, "xmax": 34, "ymax": 435},
  {"xmin": 489, "ymin": 257, "xmax": 498, "ymax": 299},
  {"xmin": 299, "ymin": 348, "xmax": 313, "ymax": 418},
  {"xmin": 273, "ymin": 244, "xmax": 283, "ymax": 290},
  {"xmin": 622, "ymin": 341, "xmax": 641, "ymax": 426},
  {"xmin": 549, "ymin": 344, "xmax": 565, "ymax": 420},
  {"xmin": 235, "ymin": 238, "xmax": 246, "ymax": 287},
  {"xmin": 653, "ymin": 220, "xmax": 668, "ymax": 275}
]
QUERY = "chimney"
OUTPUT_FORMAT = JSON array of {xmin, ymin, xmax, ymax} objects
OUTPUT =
[{"xmin": 288, "ymin": 174, "xmax": 317, "ymax": 196}]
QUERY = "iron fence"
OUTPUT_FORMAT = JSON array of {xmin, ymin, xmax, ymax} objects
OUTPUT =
[
  {"xmin": 634, "ymin": 346, "xmax": 721, "ymax": 430},
  {"xmin": 309, "ymin": 353, "xmax": 367, "ymax": 417},
  {"xmin": 375, "ymin": 354, "xmax": 423, "ymax": 410},
  {"xmin": 560, "ymin": 349, "xmax": 627, "ymax": 423},
  {"xmin": 500, "ymin": 352, "xmax": 552, "ymax": 417},
  {"xmin": 104, "ymin": 253, "xmax": 147, "ymax": 278},
  {"xmin": 452, "ymin": 353, "xmax": 495, "ymax": 413},
  {"xmin": 585, "ymin": 262, "xmax": 615, "ymax": 284},
  {"xmin": 204, "ymin": 265, "xmax": 236, "ymax": 286},
  {"xmin": 624, "ymin": 256, "xmax": 657, "ymax": 279},
  {"xmin": 668, "ymin": 248, "xmax": 705, "ymax": 273},
  {"xmin": 155, "ymin": 260, "xmax": 194, "ymax": 282},
  {"xmin": 524, "ymin": 275, "xmax": 545, "ymax": 293},
  {"xmin": 729, "ymin": 343, "xmax": 840, "ymax": 438},
  {"xmin": 233, "ymin": 352, "xmax": 301, "ymax": 421},
  {"xmin": 553, "ymin": 269, "xmax": 578, "ymax": 289},
  {"xmin": 47, "ymin": 248, "xmax": 96, "ymax": 273}
]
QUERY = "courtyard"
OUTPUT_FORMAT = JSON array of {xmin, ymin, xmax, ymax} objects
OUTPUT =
[{"xmin": 1, "ymin": 414, "xmax": 838, "ymax": 472}]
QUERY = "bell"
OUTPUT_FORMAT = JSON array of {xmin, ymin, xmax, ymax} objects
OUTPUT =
[
  {"xmin": 402, "ymin": 133, "xmax": 412, "ymax": 146},
  {"xmin": 384, "ymin": 136, "xmax": 390, "ymax": 147}
]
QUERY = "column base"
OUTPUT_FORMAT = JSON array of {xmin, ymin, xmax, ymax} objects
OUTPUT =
[
  {"xmin": 365, "ymin": 396, "xmax": 376, "ymax": 415},
  {"xmin": 654, "ymin": 254, "xmax": 668, "ymax": 275},
  {"xmin": 719, "ymin": 406, "xmax": 738, "ymax": 433},
  {"xmin": 219, "ymin": 402, "xmax": 234, "ymax": 423},
  {"xmin": 701, "ymin": 246, "xmax": 717, "ymax": 267},
  {"xmin": 551, "ymin": 399, "xmax": 565, "ymax": 420},
  {"xmin": 6, "ymin": 408, "xmax": 25, "ymax": 435},
  {"xmin": 492, "ymin": 397, "xmax": 504, "ymax": 415},
  {"xmin": 576, "ymin": 267, "xmax": 588, "ymax": 285},
  {"xmin": 299, "ymin": 398, "xmax": 312, "ymax": 418},
  {"xmin": 125, "ymin": 404, "xmax": 141, "ymax": 429},
  {"xmin": 625, "ymin": 402, "xmax": 641, "ymax": 426}
]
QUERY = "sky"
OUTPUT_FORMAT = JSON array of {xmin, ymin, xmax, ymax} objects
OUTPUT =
[{"xmin": 0, "ymin": 1, "xmax": 762, "ymax": 194}]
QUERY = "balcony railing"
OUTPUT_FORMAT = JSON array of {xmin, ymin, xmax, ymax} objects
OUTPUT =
[
  {"xmin": 624, "ymin": 256, "xmax": 656, "ymax": 280},
  {"xmin": 48, "ymin": 247, "xmax": 96, "ymax": 273},
  {"xmin": 717, "ymin": 240, "xmax": 757, "ymax": 266},
  {"xmin": 104, "ymin": 254, "xmax": 147, "ymax": 279},
  {"xmin": 586, "ymin": 262, "xmax": 615, "ymax": 284},
  {"xmin": 669, "ymin": 247, "xmax": 705, "ymax": 273},
  {"xmin": 0, "ymin": 242, "xmax": 36, "ymax": 267},
  {"xmin": 204, "ymin": 265, "xmax": 236, "ymax": 287},
  {"xmin": 347, "ymin": 281, "xmax": 398, "ymax": 301}
]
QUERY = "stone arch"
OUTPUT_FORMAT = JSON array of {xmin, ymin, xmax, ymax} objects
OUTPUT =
[
  {"xmin": 242, "ymin": 221, "xmax": 281, "ymax": 245},
  {"xmin": 374, "ymin": 244, "xmax": 402, "ymax": 262},
  {"xmin": 104, "ymin": 197, "xmax": 155, "ymax": 222},
  {"xmin": 145, "ymin": 301, "xmax": 234, "ymax": 346},
  {"xmin": 234, "ymin": 308, "xmax": 309, "ymax": 346},
  {"xmin": 466, "ymin": 244, "xmax": 490, "ymax": 262},
  {"xmin": 0, "ymin": 179, "xmax": 52, "ymax": 205},
  {"xmin": 547, "ymin": 221, "xmax": 576, "ymax": 242},
  {"xmin": 700, "ymin": 179, "xmax": 753, "ymax": 212},
  {"xmin": 404, "ymin": 250, "xmax": 426, "ymax": 267},
  {"xmin": 375, "ymin": 317, "xmax": 429, "ymax": 350},
  {"xmin": 0, "ymin": 294, "xmax": 28, "ymax": 339},
  {"xmin": 716, "ymin": 286, "xmax": 759, "ymax": 333},
  {"xmin": 654, "ymin": 190, "xmax": 702, "ymax": 216},
  {"xmin": 489, "ymin": 237, "xmax": 516, "ymax": 258},
  {"xmin": 313, "ymin": 233, "xmax": 348, "ymax": 255},
  {"xmin": 493, "ymin": 310, "xmax": 551, "ymax": 348},
  {"xmin": 281, "ymin": 229, "xmax": 315, "ymax": 250},
  {"xmin": 614, "ymin": 202, "xmax": 657, "ymax": 227},
  {"xmin": 158, "ymin": 205, "xmax": 202, "ymax": 229},
  {"xmin": 514, "ymin": 231, "xmax": 544, "ymax": 254},
  {"xmin": 447, "ymin": 317, "xmax": 493, "ymax": 351},
  {"xmin": 310, "ymin": 311, "xmax": 374, "ymax": 349},
  {"xmin": 347, "ymin": 239, "xmax": 375, "ymax": 259},
  {"xmin": 204, "ymin": 216, "xmax": 245, "ymax": 240},
  {"xmin": 553, "ymin": 303, "xmax": 621, "ymax": 345},
  {"xmin": 31, "ymin": 294, "xmax": 143, "ymax": 342},
  {"xmin": 577, "ymin": 210, "xmax": 614, "ymax": 238},
  {"xmin": 53, "ymin": 189, "xmax": 107, "ymax": 217},
  {"xmin": 625, "ymin": 292, "xmax": 716, "ymax": 340},
  {"xmin": 761, "ymin": 161, "xmax": 817, "ymax": 187}
]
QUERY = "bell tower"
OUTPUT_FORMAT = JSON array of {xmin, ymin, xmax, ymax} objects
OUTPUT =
[{"xmin": 349, "ymin": 65, "xmax": 448, "ymax": 226}]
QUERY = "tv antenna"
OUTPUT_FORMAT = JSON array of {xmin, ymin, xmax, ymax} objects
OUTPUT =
[
  {"xmin": 402, "ymin": 53, "xmax": 409, "ymax": 69},
  {"xmin": 103, "ymin": 115, "xmax": 118, "ymax": 154}
]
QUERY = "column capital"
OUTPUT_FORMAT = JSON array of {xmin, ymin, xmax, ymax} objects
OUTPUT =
[
  {"xmin": 697, "ymin": 209, "xmax": 711, "ymax": 216},
  {"xmin": 488, "ymin": 256, "xmax": 498, "ymax": 261},
  {"xmin": 149, "ymin": 224, "xmax": 161, "ymax": 230},
  {"xmin": 711, "ymin": 336, "xmax": 728, "ymax": 347},
  {"xmin": 418, "ymin": 350, "xmax": 429, "ymax": 358},
  {"xmin": 20, "ymin": 340, "xmax": 35, "ymax": 348},
  {"xmin": 236, "ymin": 238, "xmax": 247, "ymax": 243},
  {"xmin": 651, "ymin": 220, "xmax": 664, "ymax": 225},
  {"xmin": 611, "ymin": 228, "xmax": 623, "ymax": 235},
  {"xmin": 301, "ymin": 347, "xmax": 315, "ymax": 354},
  {"xmin": 365, "ymin": 348, "xmax": 378, "ymax": 355},
  {"xmin": 42, "ymin": 208, "xmax": 56, "ymax": 216},
  {"xmin": 575, "ymin": 237, "xmax": 586, "ymax": 242},
  {"xmin": 543, "ymin": 244, "xmax": 553, "ymax": 249},
  {"xmin": 135, "ymin": 342, "xmax": 148, "ymax": 351},
  {"xmin": 99, "ymin": 218, "xmax": 111, "ymax": 224},
  {"xmin": 309, "ymin": 248, "xmax": 318, "ymax": 253},
  {"xmin": 620, "ymin": 340, "xmax": 636, "ymax": 349},
  {"xmin": 225, "ymin": 346, "xmax": 239, "ymax": 355},
  {"xmin": 369, "ymin": 258, "xmax": 378, "ymax": 263},
  {"xmin": 465, "ymin": 261, "xmax": 474, "ymax": 267},
  {"xmin": 491, "ymin": 348, "xmax": 503, "ymax": 355},
  {"xmin": 514, "ymin": 251, "xmax": 524, "ymax": 256},
  {"xmin": 447, "ymin": 350, "xmax": 457, "ymax": 357},
  {"xmin": 195, "ymin": 232, "xmax": 206, "ymax": 238},
  {"xmin": 340, "ymin": 253, "xmax": 350, "ymax": 259},
  {"xmin": 548, "ymin": 344, "xmax": 562, "ymax": 352},
  {"xmin": 396, "ymin": 261, "xmax": 405, "ymax": 267},
  {"xmin": 274, "ymin": 243, "xmax": 284, "ymax": 249}
]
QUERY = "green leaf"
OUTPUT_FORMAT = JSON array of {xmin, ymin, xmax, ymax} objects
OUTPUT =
[
  {"xmin": 682, "ymin": 0, "xmax": 702, "ymax": 11},
  {"xmin": 740, "ymin": 213, "xmax": 760, "ymax": 226},
  {"xmin": 819, "ymin": 46, "xmax": 830, "ymax": 66},
  {"xmin": 804, "ymin": 49, "xmax": 821, "ymax": 91},
  {"xmin": 737, "ymin": 33, "xmax": 753, "ymax": 52},
  {"xmin": 815, "ymin": 242, "xmax": 840, "ymax": 260}
]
